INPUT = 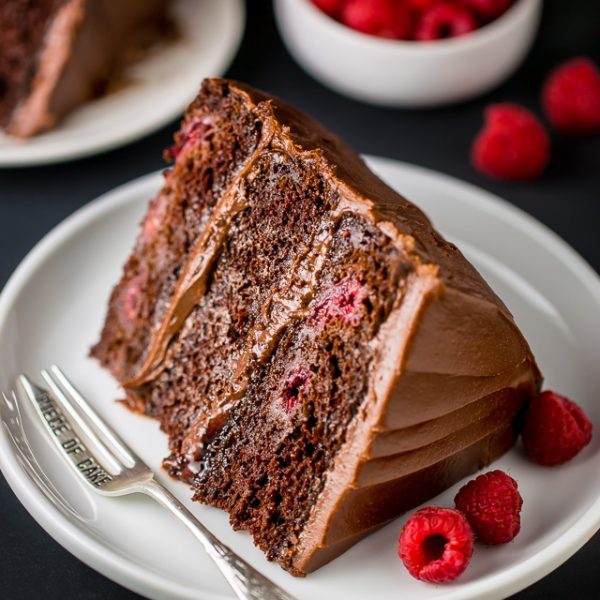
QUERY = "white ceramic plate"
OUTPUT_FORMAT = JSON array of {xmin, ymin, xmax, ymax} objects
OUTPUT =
[
  {"xmin": 0, "ymin": 157, "xmax": 599, "ymax": 600},
  {"xmin": 0, "ymin": 0, "xmax": 244, "ymax": 167}
]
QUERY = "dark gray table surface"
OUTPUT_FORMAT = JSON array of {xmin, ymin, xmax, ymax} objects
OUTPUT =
[{"xmin": 1, "ymin": 1, "xmax": 599, "ymax": 598}]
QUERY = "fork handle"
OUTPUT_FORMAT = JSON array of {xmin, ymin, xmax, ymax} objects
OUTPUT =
[{"xmin": 138, "ymin": 479, "xmax": 296, "ymax": 600}]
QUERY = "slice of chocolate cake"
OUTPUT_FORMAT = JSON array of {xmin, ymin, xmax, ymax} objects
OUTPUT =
[
  {"xmin": 0, "ymin": 0, "xmax": 168, "ymax": 137},
  {"xmin": 92, "ymin": 79, "xmax": 542, "ymax": 576}
]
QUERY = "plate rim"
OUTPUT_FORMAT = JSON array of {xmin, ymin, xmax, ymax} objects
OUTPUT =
[
  {"xmin": 0, "ymin": 156, "xmax": 599, "ymax": 600},
  {"xmin": 0, "ymin": 0, "xmax": 245, "ymax": 168}
]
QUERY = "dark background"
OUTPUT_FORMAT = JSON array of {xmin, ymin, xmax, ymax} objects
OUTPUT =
[{"xmin": 1, "ymin": 1, "xmax": 598, "ymax": 598}]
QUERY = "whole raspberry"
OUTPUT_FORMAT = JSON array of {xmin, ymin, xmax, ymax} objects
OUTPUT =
[
  {"xmin": 398, "ymin": 507, "xmax": 474, "ymax": 583},
  {"xmin": 454, "ymin": 470, "xmax": 522, "ymax": 544},
  {"xmin": 341, "ymin": 0, "xmax": 414, "ymax": 40},
  {"xmin": 471, "ymin": 103, "xmax": 550, "ymax": 181},
  {"xmin": 415, "ymin": 2, "xmax": 478, "ymax": 41},
  {"xmin": 542, "ymin": 57, "xmax": 600, "ymax": 135},
  {"xmin": 522, "ymin": 391, "xmax": 593, "ymax": 466},
  {"xmin": 311, "ymin": 0, "xmax": 344, "ymax": 18},
  {"xmin": 459, "ymin": 0, "xmax": 513, "ymax": 21},
  {"xmin": 407, "ymin": 0, "xmax": 439, "ymax": 11}
]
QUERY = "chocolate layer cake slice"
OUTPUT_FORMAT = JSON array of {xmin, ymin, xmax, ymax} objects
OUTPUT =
[
  {"xmin": 0, "ymin": 0, "xmax": 168, "ymax": 137},
  {"xmin": 92, "ymin": 79, "xmax": 542, "ymax": 576}
]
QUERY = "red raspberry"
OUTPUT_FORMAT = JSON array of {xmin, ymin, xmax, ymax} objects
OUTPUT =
[
  {"xmin": 542, "ymin": 57, "xmax": 600, "ymax": 136},
  {"xmin": 311, "ymin": 276, "xmax": 367, "ymax": 329},
  {"xmin": 415, "ymin": 2, "xmax": 478, "ymax": 41},
  {"xmin": 459, "ymin": 0, "xmax": 513, "ymax": 21},
  {"xmin": 280, "ymin": 367, "xmax": 311, "ymax": 412},
  {"xmin": 141, "ymin": 194, "xmax": 169, "ymax": 240},
  {"xmin": 407, "ymin": 0, "xmax": 438, "ymax": 11},
  {"xmin": 454, "ymin": 470, "xmax": 522, "ymax": 544},
  {"xmin": 471, "ymin": 103, "xmax": 550, "ymax": 181},
  {"xmin": 398, "ymin": 507, "xmax": 474, "ymax": 583},
  {"xmin": 341, "ymin": 0, "xmax": 414, "ymax": 40},
  {"xmin": 122, "ymin": 271, "xmax": 146, "ymax": 322},
  {"xmin": 168, "ymin": 119, "xmax": 214, "ymax": 161},
  {"xmin": 311, "ymin": 0, "xmax": 345, "ymax": 18},
  {"xmin": 522, "ymin": 391, "xmax": 593, "ymax": 466}
]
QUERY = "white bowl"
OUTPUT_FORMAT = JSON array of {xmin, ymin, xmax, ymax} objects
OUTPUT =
[{"xmin": 274, "ymin": 0, "xmax": 542, "ymax": 107}]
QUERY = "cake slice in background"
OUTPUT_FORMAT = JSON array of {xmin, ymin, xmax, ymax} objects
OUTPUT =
[
  {"xmin": 0, "ymin": 0, "xmax": 169, "ymax": 138},
  {"xmin": 92, "ymin": 79, "xmax": 542, "ymax": 576}
]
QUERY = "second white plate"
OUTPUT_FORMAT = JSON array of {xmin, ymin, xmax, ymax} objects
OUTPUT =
[
  {"xmin": 0, "ymin": 157, "xmax": 599, "ymax": 600},
  {"xmin": 0, "ymin": 0, "xmax": 245, "ymax": 167}
]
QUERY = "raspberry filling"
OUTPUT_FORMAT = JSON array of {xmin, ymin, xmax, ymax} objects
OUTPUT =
[
  {"xmin": 169, "ymin": 118, "xmax": 215, "ymax": 160},
  {"xmin": 311, "ymin": 276, "xmax": 367, "ymax": 328},
  {"xmin": 141, "ymin": 194, "xmax": 169, "ymax": 242},
  {"xmin": 122, "ymin": 272, "xmax": 146, "ymax": 323},
  {"xmin": 280, "ymin": 367, "xmax": 311, "ymax": 412}
]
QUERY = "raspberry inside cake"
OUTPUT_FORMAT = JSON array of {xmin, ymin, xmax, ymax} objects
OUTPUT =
[{"xmin": 92, "ymin": 79, "xmax": 542, "ymax": 575}]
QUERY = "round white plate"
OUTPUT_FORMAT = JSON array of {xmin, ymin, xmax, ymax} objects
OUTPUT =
[
  {"xmin": 0, "ymin": 157, "xmax": 599, "ymax": 600},
  {"xmin": 0, "ymin": 0, "xmax": 245, "ymax": 167}
]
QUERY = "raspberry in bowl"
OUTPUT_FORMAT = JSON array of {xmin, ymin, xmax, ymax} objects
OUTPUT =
[{"xmin": 274, "ymin": 0, "xmax": 542, "ymax": 106}]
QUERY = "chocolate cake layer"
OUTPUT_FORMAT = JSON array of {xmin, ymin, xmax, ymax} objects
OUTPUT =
[
  {"xmin": 92, "ymin": 79, "xmax": 542, "ymax": 575},
  {"xmin": 93, "ymin": 82, "xmax": 261, "ymax": 383},
  {"xmin": 189, "ymin": 212, "xmax": 409, "ymax": 572}
]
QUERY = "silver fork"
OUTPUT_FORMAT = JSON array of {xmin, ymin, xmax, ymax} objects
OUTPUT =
[{"xmin": 17, "ymin": 366, "xmax": 296, "ymax": 600}]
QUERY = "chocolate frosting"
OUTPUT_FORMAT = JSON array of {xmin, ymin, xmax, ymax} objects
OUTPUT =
[{"xmin": 111, "ymin": 80, "xmax": 542, "ymax": 573}]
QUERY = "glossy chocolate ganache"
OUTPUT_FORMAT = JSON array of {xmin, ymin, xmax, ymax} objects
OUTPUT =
[{"xmin": 92, "ymin": 79, "xmax": 542, "ymax": 576}]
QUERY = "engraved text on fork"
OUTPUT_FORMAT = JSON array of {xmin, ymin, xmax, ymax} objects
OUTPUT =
[{"xmin": 37, "ymin": 391, "xmax": 113, "ymax": 487}]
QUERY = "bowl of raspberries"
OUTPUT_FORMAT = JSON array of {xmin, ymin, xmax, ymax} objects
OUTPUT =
[{"xmin": 274, "ymin": 0, "xmax": 542, "ymax": 106}]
